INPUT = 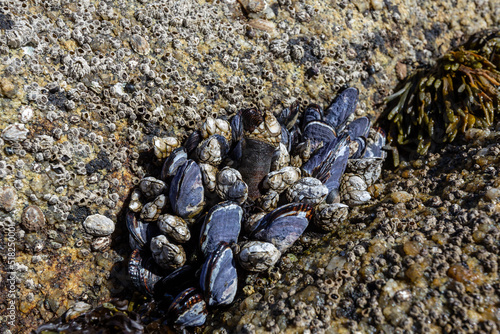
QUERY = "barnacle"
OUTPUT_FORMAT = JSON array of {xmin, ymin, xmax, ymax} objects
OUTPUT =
[{"xmin": 382, "ymin": 29, "xmax": 500, "ymax": 166}]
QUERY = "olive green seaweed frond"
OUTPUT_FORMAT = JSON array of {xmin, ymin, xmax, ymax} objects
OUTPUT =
[{"xmin": 382, "ymin": 29, "xmax": 500, "ymax": 166}]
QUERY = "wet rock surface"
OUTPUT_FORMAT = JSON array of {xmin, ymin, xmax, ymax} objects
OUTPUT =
[{"xmin": 0, "ymin": 0, "xmax": 497, "ymax": 333}]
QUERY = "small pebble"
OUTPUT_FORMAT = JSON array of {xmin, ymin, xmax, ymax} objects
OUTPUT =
[
  {"xmin": 21, "ymin": 205, "xmax": 46, "ymax": 231},
  {"xmin": 403, "ymin": 241, "xmax": 422, "ymax": 256},
  {"xmin": 83, "ymin": 214, "xmax": 115, "ymax": 236},
  {"xmin": 485, "ymin": 187, "xmax": 500, "ymax": 202},
  {"xmin": 0, "ymin": 77, "xmax": 18, "ymax": 98},
  {"xmin": 2, "ymin": 123, "xmax": 29, "ymax": 142},
  {"xmin": 0, "ymin": 186, "xmax": 17, "ymax": 212},
  {"xmin": 130, "ymin": 34, "xmax": 150, "ymax": 55},
  {"xmin": 390, "ymin": 191, "xmax": 412, "ymax": 204},
  {"xmin": 370, "ymin": 0, "xmax": 384, "ymax": 9}
]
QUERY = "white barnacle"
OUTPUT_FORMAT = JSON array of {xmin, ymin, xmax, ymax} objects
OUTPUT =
[{"xmin": 70, "ymin": 57, "xmax": 91, "ymax": 79}]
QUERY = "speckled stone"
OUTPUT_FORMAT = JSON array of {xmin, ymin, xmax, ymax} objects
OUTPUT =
[
  {"xmin": 0, "ymin": 186, "xmax": 17, "ymax": 212},
  {"xmin": 83, "ymin": 214, "xmax": 115, "ymax": 237}
]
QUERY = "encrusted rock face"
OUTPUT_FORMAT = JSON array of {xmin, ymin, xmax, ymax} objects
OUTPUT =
[{"xmin": 0, "ymin": 0, "xmax": 497, "ymax": 332}]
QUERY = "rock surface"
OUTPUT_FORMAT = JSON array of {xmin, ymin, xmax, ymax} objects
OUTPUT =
[{"xmin": 0, "ymin": 0, "xmax": 498, "ymax": 332}]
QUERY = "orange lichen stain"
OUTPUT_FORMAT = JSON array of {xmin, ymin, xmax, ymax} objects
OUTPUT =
[{"xmin": 18, "ymin": 245, "xmax": 106, "ymax": 317}]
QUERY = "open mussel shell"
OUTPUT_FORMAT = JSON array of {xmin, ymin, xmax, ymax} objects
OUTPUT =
[
  {"xmin": 161, "ymin": 147, "xmax": 188, "ymax": 182},
  {"xmin": 200, "ymin": 242, "xmax": 238, "ymax": 306},
  {"xmin": 128, "ymin": 249, "xmax": 162, "ymax": 297},
  {"xmin": 199, "ymin": 201, "xmax": 242, "ymax": 257},
  {"xmin": 251, "ymin": 202, "xmax": 313, "ymax": 252},
  {"xmin": 168, "ymin": 287, "xmax": 208, "ymax": 327},
  {"xmin": 324, "ymin": 87, "xmax": 359, "ymax": 129},
  {"xmin": 169, "ymin": 159, "xmax": 205, "ymax": 220}
]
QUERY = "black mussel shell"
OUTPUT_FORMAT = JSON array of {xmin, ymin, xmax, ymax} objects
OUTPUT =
[
  {"xmin": 324, "ymin": 87, "xmax": 359, "ymax": 129},
  {"xmin": 200, "ymin": 242, "xmax": 238, "ymax": 306},
  {"xmin": 302, "ymin": 104, "xmax": 323, "ymax": 129},
  {"xmin": 126, "ymin": 211, "xmax": 159, "ymax": 251},
  {"xmin": 168, "ymin": 287, "xmax": 208, "ymax": 327},
  {"xmin": 161, "ymin": 147, "xmax": 188, "ymax": 182},
  {"xmin": 184, "ymin": 130, "xmax": 202, "ymax": 155},
  {"xmin": 169, "ymin": 160, "xmax": 205, "ymax": 219},
  {"xmin": 128, "ymin": 249, "xmax": 162, "ymax": 297},
  {"xmin": 302, "ymin": 133, "xmax": 350, "ymax": 195},
  {"xmin": 303, "ymin": 120, "xmax": 337, "ymax": 145},
  {"xmin": 199, "ymin": 201, "xmax": 242, "ymax": 257},
  {"xmin": 230, "ymin": 110, "xmax": 243, "ymax": 143},
  {"xmin": 280, "ymin": 125, "xmax": 290, "ymax": 150},
  {"xmin": 154, "ymin": 265, "xmax": 198, "ymax": 307},
  {"xmin": 251, "ymin": 203, "xmax": 313, "ymax": 252},
  {"xmin": 347, "ymin": 116, "xmax": 370, "ymax": 139},
  {"xmin": 288, "ymin": 127, "xmax": 301, "ymax": 153},
  {"xmin": 228, "ymin": 139, "xmax": 243, "ymax": 166}
]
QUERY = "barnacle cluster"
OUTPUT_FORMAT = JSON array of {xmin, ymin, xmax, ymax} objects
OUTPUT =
[{"xmin": 382, "ymin": 29, "xmax": 500, "ymax": 165}]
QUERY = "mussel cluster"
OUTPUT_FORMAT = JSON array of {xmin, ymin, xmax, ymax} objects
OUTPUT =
[
  {"xmin": 126, "ymin": 87, "xmax": 386, "ymax": 328},
  {"xmin": 382, "ymin": 29, "xmax": 500, "ymax": 165}
]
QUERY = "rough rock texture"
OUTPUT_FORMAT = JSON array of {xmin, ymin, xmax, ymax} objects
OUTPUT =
[{"xmin": 0, "ymin": 0, "xmax": 498, "ymax": 332}]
